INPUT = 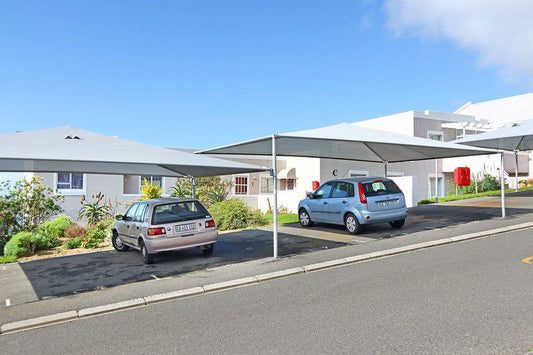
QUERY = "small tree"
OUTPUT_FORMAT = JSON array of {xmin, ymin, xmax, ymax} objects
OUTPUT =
[
  {"xmin": 0, "ymin": 177, "xmax": 63, "ymax": 235},
  {"xmin": 139, "ymin": 178, "xmax": 162, "ymax": 200},
  {"xmin": 169, "ymin": 179, "xmax": 192, "ymax": 197}
]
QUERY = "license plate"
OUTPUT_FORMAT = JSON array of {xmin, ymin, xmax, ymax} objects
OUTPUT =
[
  {"xmin": 175, "ymin": 223, "xmax": 196, "ymax": 232},
  {"xmin": 378, "ymin": 200, "xmax": 397, "ymax": 207}
]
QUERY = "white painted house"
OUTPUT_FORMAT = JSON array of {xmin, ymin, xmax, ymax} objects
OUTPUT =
[{"xmin": 25, "ymin": 92, "xmax": 533, "ymax": 218}]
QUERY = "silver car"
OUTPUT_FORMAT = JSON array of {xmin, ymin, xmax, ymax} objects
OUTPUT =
[
  {"xmin": 297, "ymin": 177, "xmax": 408, "ymax": 234},
  {"xmin": 112, "ymin": 197, "xmax": 218, "ymax": 264}
]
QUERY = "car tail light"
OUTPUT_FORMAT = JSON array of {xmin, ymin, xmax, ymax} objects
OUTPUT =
[
  {"xmin": 358, "ymin": 183, "xmax": 367, "ymax": 204},
  {"xmin": 148, "ymin": 227, "xmax": 166, "ymax": 236},
  {"xmin": 205, "ymin": 220, "xmax": 216, "ymax": 228}
]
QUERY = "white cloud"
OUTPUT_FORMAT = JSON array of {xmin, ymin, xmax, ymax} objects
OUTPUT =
[{"xmin": 384, "ymin": 0, "xmax": 533, "ymax": 85}]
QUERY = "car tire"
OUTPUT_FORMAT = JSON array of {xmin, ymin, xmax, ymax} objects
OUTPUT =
[
  {"xmin": 201, "ymin": 243, "xmax": 214, "ymax": 256},
  {"xmin": 112, "ymin": 230, "xmax": 129, "ymax": 252},
  {"xmin": 299, "ymin": 209, "xmax": 314, "ymax": 227},
  {"xmin": 344, "ymin": 213, "xmax": 360, "ymax": 235},
  {"xmin": 389, "ymin": 219, "xmax": 405, "ymax": 229},
  {"xmin": 139, "ymin": 240, "xmax": 154, "ymax": 264}
]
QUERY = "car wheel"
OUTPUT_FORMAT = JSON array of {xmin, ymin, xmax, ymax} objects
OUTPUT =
[
  {"xmin": 201, "ymin": 243, "xmax": 214, "ymax": 256},
  {"xmin": 344, "ymin": 213, "xmax": 360, "ymax": 235},
  {"xmin": 139, "ymin": 240, "xmax": 154, "ymax": 264},
  {"xmin": 299, "ymin": 209, "xmax": 314, "ymax": 227},
  {"xmin": 389, "ymin": 219, "xmax": 405, "ymax": 229},
  {"xmin": 112, "ymin": 230, "xmax": 129, "ymax": 252}
]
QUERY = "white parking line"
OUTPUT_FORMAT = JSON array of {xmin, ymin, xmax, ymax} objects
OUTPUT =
[{"xmin": 5, "ymin": 299, "xmax": 11, "ymax": 307}]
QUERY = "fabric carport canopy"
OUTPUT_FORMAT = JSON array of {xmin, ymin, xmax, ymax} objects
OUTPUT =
[
  {"xmin": 453, "ymin": 119, "xmax": 533, "ymax": 151},
  {"xmin": 454, "ymin": 118, "xmax": 533, "ymax": 194},
  {"xmin": 198, "ymin": 123, "xmax": 494, "ymax": 163},
  {"xmin": 0, "ymin": 126, "xmax": 267, "ymax": 177},
  {"xmin": 198, "ymin": 122, "xmax": 497, "ymax": 258}
]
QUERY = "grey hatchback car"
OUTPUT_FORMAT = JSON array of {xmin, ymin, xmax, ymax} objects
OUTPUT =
[
  {"xmin": 112, "ymin": 197, "xmax": 218, "ymax": 264},
  {"xmin": 297, "ymin": 177, "xmax": 408, "ymax": 234}
]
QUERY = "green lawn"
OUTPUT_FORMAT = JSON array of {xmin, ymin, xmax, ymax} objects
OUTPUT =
[
  {"xmin": 264, "ymin": 213, "xmax": 299, "ymax": 225},
  {"xmin": 418, "ymin": 186, "xmax": 533, "ymax": 204}
]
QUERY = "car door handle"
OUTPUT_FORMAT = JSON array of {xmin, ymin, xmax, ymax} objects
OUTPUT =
[
  {"xmin": 126, "ymin": 225, "xmax": 130, "ymax": 228},
  {"xmin": 323, "ymin": 201, "xmax": 328, "ymax": 205},
  {"xmin": 136, "ymin": 226, "xmax": 139, "ymax": 230},
  {"xmin": 342, "ymin": 200, "xmax": 348, "ymax": 204}
]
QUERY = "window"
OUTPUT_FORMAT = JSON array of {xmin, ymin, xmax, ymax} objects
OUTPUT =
[
  {"xmin": 287, "ymin": 179, "xmax": 295, "ymax": 190},
  {"xmin": 141, "ymin": 176, "xmax": 162, "ymax": 189},
  {"xmin": 427, "ymin": 131, "xmax": 443, "ymax": 141},
  {"xmin": 315, "ymin": 182, "xmax": 334, "ymax": 198},
  {"xmin": 361, "ymin": 180, "xmax": 402, "ymax": 197},
  {"xmin": 234, "ymin": 176, "xmax": 248, "ymax": 195},
  {"xmin": 125, "ymin": 204, "xmax": 139, "ymax": 221},
  {"xmin": 56, "ymin": 173, "xmax": 85, "ymax": 193},
  {"xmin": 331, "ymin": 182, "xmax": 354, "ymax": 198},
  {"xmin": 260, "ymin": 176, "xmax": 273, "ymax": 194},
  {"xmin": 134, "ymin": 204, "xmax": 147, "ymax": 222},
  {"xmin": 152, "ymin": 201, "xmax": 209, "ymax": 225},
  {"xmin": 280, "ymin": 178, "xmax": 296, "ymax": 191}
]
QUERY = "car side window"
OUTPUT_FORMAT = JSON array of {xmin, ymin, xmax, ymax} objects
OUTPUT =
[
  {"xmin": 134, "ymin": 204, "xmax": 147, "ymax": 222},
  {"xmin": 125, "ymin": 204, "xmax": 139, "ymax": 221},
  {"xmin": 331, "ymin": 182, "xmax": 354, "ymax": 198},
  {"xmin": 315, "ymin": 182, "xmax": 334, "ymax": 198}
]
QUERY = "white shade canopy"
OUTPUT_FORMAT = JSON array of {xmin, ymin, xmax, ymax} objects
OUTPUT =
[
  {"xmin": 454, "ymin": 119, "xmax": 533, "ymax": 151},
  {"xmin": 0, "ymin": 126, "xmax": 266, "ymax": 177},
  {"xmin": 199, "ymin": 123, "xmax": 494, "ymax": 162}
]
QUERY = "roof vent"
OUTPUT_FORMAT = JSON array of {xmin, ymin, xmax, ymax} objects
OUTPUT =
[{"xmin": 64, "ymin": 135, "xmax": 82, "ymax": 140}]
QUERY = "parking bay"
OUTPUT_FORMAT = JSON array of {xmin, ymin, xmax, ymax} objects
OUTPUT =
[{"xmin": 2, "ymin": 190, "xmax": 533, "ymax": 307}]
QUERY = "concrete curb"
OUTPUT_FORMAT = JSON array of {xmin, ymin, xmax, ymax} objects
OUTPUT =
[
  {"xmin": 0, "ymin": 311, "xmax": 78, "ymax": 334},
  {"xmin": 2, "ymin": 220, "xmax": 532, "ymax": 335}
]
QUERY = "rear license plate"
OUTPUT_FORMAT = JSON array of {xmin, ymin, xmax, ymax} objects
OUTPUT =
[
  {"xmin": 175, "ymin": 223, "xmax": 196, "ymax": 232},
  {"xmin": 378, "ymin": 200, "xmax": 397, "ymax": 207}
]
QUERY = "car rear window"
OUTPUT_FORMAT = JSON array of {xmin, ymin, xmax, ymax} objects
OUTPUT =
[
  {"xmin": 152, "ymin": 201, "xmax": 210, "ymax": 225},
  {"xmin": 362, "ymin": 180, "xmax": 402, "ymax": 197}
]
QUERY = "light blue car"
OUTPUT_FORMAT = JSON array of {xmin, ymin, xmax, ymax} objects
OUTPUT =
[{"xmin": 297, "ymin": 177, "xmax": 408, "ymax": 234}]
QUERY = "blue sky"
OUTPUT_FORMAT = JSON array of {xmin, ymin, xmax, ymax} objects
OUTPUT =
[{"xmin": 0, "ymin": 0, "xmax": 530, "ymax": 155}]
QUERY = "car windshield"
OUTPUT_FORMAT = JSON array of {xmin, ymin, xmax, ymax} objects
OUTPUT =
[
  {"xmin": 362, "ymin": 180, "xmax": 402, "ymax": 197},
  {"xmin": 152, "ymin": 201, "xmax": 210, "ymax": 225}
]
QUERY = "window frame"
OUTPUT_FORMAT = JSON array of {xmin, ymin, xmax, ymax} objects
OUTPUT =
[
  {"xmin": 233, "ymin": 174, "xmax": 249, "ymax": 195},
  {"xmin": 260, "ymin": 175, "xmax": 274, "ymax": 194},
  {"xmin": 54, "ymin": 173, "xmax": 87, "ymax": 195},
  {"xmin": 139, "ymin": 176, "xmax": 164, "ymax": 193}
]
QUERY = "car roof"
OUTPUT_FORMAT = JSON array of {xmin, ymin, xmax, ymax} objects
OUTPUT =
[
  {"xmin": 324, "ymin": 177, "xmax": 391, "ymax": 184},
  {"xmin": 139, "ymin": 197, "xmax": 198, "ymax": 205}
]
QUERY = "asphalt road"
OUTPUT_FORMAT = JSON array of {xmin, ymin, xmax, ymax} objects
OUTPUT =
[{"xmin": 2, "ymin": 228, "xmax": 533, "ymax": 354}]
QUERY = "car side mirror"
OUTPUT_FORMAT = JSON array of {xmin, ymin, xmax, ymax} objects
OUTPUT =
[{"xmin": 115, "ymin": 215, "xmax": 124, "ymax": 221}]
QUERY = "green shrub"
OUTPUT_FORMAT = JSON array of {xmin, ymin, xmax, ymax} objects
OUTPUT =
[
  {"xmin": 64, "ymin": 237, "xmax": 83, "ymax": 249},
  {"xmin": 82, "ymin": 218, "xmax": 113, "ymax": 248},
  {"xmin": 40, "ymin": 216, "xmax": 72, "ymax": 238},
  {"xmin": 0, "ymin": 255, "xmax": 17, "ymax": 264},
  {"xmin": 4, "ymin": 231, "xmax": 58, "ymax": 258},
  {"xmin": 209, "ymin": 198, "xmax": 268, "ymax": 231}
]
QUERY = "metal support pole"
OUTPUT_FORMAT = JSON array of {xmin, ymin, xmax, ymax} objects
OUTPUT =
[
  {"xmin": 501, "ymin": 152, "xmax": 506, "ymax": 218},
  {"xmin": 384, "ymin": 162, "xmax": 388, "ymax": 178},
  {"xmin": 515, "ymin": 150, "xmax": 519, "ymax": 192},
  {"xmin": 435, "ymin": 159, "xmax": 439, "ymax": 203},
  {"xmin": 272, "ymin": 135, "xmax": 278, "ymax": 258},
  {"xmin": 191, "ymin": 177, "xmax": 196, "ymax": 198}
]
